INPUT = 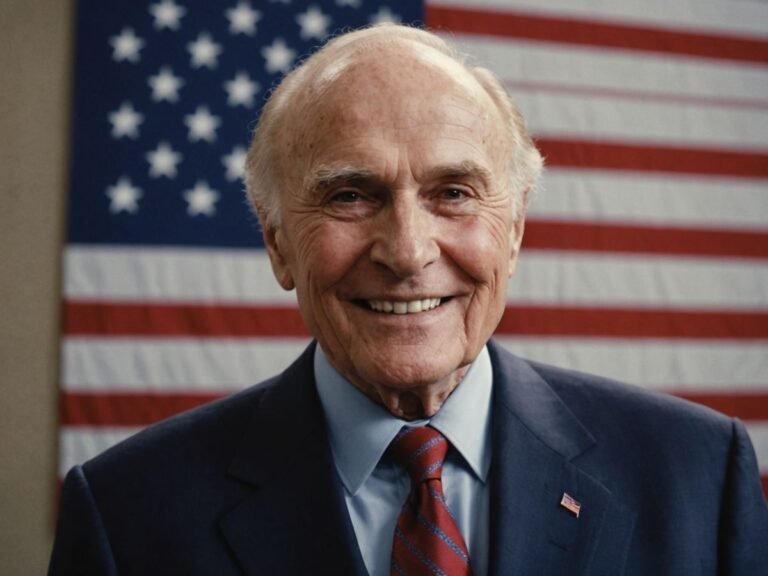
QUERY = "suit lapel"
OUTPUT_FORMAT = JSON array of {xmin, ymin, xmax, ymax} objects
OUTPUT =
[
  {"xmin": 219, "ymin": 344, "xmax": 367, "ymax": 576},
  {"xmin": 216, "ymin": 340, "xmax": 635, "ymax": 575},
  {"xmin": 487, "ymin": 342, "xmax": 635, "ymax": 576}
]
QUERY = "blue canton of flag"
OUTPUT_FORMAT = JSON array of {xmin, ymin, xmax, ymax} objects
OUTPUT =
[{"xmin": 69, "ymin": 0, "xmax": 424, "ymax": 248}]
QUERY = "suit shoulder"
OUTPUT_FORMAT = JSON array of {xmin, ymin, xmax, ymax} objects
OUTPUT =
[
  {"xmin": 501, "ymin": 354, "xmax": 749, "ymax": 515},
  {"xmin": 522, "ymin": 358, "xmax": 736, "ymax": 461},
  {"xmin": 532, "ymin": 359, "xmax": 730, "ymax": 426},
  {"xmin": 79, "ymin": 343, "xmax": 317, "ymax": 485}
]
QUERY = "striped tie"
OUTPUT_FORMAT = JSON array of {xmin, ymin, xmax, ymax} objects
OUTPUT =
[{"xmin": 389, "ymin": 426, "xmax": 473, "ymax": 576}]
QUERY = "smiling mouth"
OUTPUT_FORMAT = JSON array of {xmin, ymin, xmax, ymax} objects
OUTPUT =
[{"xmin": 361, "ymin": 297, "xmax": 446, "ymax": 314}]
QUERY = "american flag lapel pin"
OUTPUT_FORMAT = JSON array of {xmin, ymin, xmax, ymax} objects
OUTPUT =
[{"xmin": 560, "ymin": 492, "xmax": 581, "ymax": 518}]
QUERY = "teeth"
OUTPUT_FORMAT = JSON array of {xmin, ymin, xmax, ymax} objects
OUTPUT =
[{"xmin": 367, "ymin": 298, "xmax": 442, "ymax": 314}]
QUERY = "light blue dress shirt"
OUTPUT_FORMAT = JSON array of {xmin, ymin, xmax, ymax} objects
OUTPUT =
[{"xmin": 314, "ymin": 345, "xmax": 493, "ymax": 576}]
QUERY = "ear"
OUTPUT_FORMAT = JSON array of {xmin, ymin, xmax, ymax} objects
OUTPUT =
[
  {"xmin": 259, "ymin": 212, "xmax": 296, "ymax": 291},
  {"xmin": 508, "ymin": 202, "xmax": 527, "ymax": 278}
]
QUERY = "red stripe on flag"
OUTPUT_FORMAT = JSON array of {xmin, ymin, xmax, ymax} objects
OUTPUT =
[
  {"xmin": 671, "ymin": 392, "xmax": 768, "ymax": 420},
  {"xmin": 504, "ymin": 80, "xmax": 768, "ymax": 112},
  {"xmin": 426, "ymin": 6, "xmax": 768, "ymax": 64},
  {"xmin": 63, "ymin": 302, "xmax": 310, "ymax": 337},
  {"xmin": 61, "ymin": 391, "xmax": 224, "ymax": 427},
  {"xmin": 523, "ymin": 220, "xmax": 768, "ymax": 259},
  {"xmin": 63, "ymin": 301, "xmax": 768, "ymax": 339},
  {"xmin": 763, "ymin": 476, "xmax": 768, "ymax": 497},
  {"xmin": 60, "ymin": 390, "xmax": 768, "ymax": 427},
  {"xmin": 538, "ymin": 138, "xmax": 768, "ymax": 178}
]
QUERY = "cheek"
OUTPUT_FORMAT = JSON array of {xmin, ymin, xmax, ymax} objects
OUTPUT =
[
  {"xmin": 442, "ymin": 215, "xmax": 512, "ymax": 286},
  {"xmin": 292, "ymin": 220, "xmax": 366, "ymax": 295}
]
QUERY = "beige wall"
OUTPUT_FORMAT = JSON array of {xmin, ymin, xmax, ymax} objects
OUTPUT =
[{"xmin": 0, "ymin": 0, "xmax": 73, "ymax": 572}]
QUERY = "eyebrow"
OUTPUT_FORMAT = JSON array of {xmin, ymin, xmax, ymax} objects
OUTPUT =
[
  {"xmin": 305, "ymin": 165, "xmax": 379, "ymax": 195},
  {"xmin": 422, "ymin": 160, "xmax": 494, "ymax": 187},
  {"xmin": 305, "ymin": 159, "xmax": 495, "ymax": 195}
]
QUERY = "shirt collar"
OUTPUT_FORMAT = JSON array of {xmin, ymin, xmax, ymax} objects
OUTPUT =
[{"xmin": 314, "ymin": 345, "xmax": 494, "ymax": 496}]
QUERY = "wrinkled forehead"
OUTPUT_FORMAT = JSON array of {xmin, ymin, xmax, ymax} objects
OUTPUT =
[
  {"xmin": 304, "ymin": 41, "xmax": 500, "ymax": 126},
  {"xmin": 274, "ymin": 42, "xmax": 509, "ymax": 176},
  {"xmin": 312, "ymin": 38, "xmax": 475, "ymax": 93}
]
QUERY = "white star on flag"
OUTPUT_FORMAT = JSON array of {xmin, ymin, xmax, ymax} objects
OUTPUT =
[
  {"xmin": 336, "ymin": 0, "xmax": 361, "ymax": 7},
  {"xmin": 222, "ymin": 146, "xmax": 247, "ymax": 181},
  {"xmin": 226, "ymin": 1, "xmax": 262, "ymax": 36},
  {"xmin": 184, "ymin": 181, "xmax": 220, "ymax": 216},
  {"xmin": 225, "ymin": 72, "xmax": 259, "ymax": 108},
  {"xmin": 146, "ymin": 142, "xmax": 182, "ymax": 178},
  {"xmin": 110, "ymin": 28, "xmax": 145, "ymax": 63},
  {"xmin": 296, "ymin": 6, "xmax": 332, "ymax": 40},
  {"xmin": 148, "ymin": 67, "xmax": 184, "ymax": 102},
  {"xmin": 370, "ymin": 7, "xmax": 401, "ymax": 24},
  {"xmin": 108, "ymin": 102, "xmax": 143, "ymax": 139},
  {"xmin": 188, "ymin": 33, "xmax": 223, "ymax": 69},
  {"xmin": 149, "ymin": 0, "xmax": 186, "ymax": 30},
  {"xmin": 262, "ymin": 38, "xmax": 296, "ymax": 74},
  {"xmin": 106, "ymin": 177, "xmax": 142, "ymax": 213},
  {"xmin": 185, "ymin": 106, "xmax": 221, "ymax": 142}
]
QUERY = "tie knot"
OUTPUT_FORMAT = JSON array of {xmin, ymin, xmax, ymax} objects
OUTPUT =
[{"xmin": 389, "ymin": 425, "xmax": 448, "ymax": 484}]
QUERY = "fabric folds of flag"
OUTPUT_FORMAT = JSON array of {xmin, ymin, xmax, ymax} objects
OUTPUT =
[{"xmin": 60, "ymin": 0, "xmax": 768, "ymax": 497}]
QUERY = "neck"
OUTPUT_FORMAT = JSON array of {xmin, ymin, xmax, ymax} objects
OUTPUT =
[{"xmin": 351, "ymin": 367, "xmax": 469, "ymax": 420}]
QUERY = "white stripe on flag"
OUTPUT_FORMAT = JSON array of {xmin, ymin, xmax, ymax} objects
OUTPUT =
[
  {"xmin": 513, "ymin": 253, "xmax": 768, "ymax": 310},
  {"xmin": 62, "ymin": 338, "xmax": 311, "ymax": 391},
  {"xmin": 65, "ymin": 246, "xmax": 292, "ymax": 303},
  {"xmin": 64, "ymin": 247, "xmax": 768, "ymax": 309},
  {"xmin": 747, "ymin": 423, "xmax": 768, "ymax": 474},
  {"xmin": 61, "ymin": 337, "xmax": 767, "ymax": 391},
  {"xmin": 533, "ymin": 172, "xmax": 768, "ymax": 230},
  {"xmin": 450, "ymin": 36, "xmax": 768, "ymax": 103},
  {"xmin": 58, "ymin": 427, "xmax": 139, "ymax": 478},
  {"xmin": 494, "ymin": 338, "xmax": 768, "ymax": 390},
  {"xmin": 517, "ymin": 91, "xmax": 768, "ymax": 148}
]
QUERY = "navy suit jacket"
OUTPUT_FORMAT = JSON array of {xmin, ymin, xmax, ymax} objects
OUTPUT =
[{"xmin": 50, "ymin": 341, "xmax": 768, "ymax": 575}]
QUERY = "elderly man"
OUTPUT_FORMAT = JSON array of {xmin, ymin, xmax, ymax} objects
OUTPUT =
[{"xmin": 50, "ymin": 24, "xmax": 767, "ymax": 576}]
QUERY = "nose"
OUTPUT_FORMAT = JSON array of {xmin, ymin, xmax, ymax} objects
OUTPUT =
[{"xmin": 369, "ymin": 196, "xmax": 440, "ymax": 278}]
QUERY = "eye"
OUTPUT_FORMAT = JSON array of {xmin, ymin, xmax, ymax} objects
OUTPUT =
[
  {"xmin": 330, "ymin": 190, "xmax": 362, "ymax": 203},
  {"xmin": 430, "ymin": 184, "xmax": 478, "ymax": 216},
  {"xmin": 323, "ymin": 187, "xmax": 381, "ymax": 220},
  {"xmin": 439, "ymin": 186, "xmax": 469, "ymax": 200}
]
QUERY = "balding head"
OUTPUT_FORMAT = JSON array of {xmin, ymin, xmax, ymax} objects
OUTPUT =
[{"xmin": 245, "ymin": 24, "xmax": 542, "ymax": 228}]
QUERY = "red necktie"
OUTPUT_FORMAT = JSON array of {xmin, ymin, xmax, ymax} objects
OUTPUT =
[{"xmin": 389, "ymin": 426, "xmax": 473, "ymax": 576}]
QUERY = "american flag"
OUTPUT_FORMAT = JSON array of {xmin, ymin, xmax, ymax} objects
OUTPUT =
[
  {"xmin": 560, "ymin": 492, "xmax": 581, "ymax": 518},
  {"xmin": 60, "ymin": 0, "xmax": 768, "ymax": 496}
]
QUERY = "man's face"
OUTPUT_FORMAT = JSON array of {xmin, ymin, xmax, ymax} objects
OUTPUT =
[{"xmin": 263, "ymin": 49, "xmax": 524, "ymax": 414}]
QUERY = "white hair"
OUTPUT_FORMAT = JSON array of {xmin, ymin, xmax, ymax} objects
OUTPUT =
[{"xmin": 245, "ymin": 23, "xmax": 543, "ymax": 227}]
